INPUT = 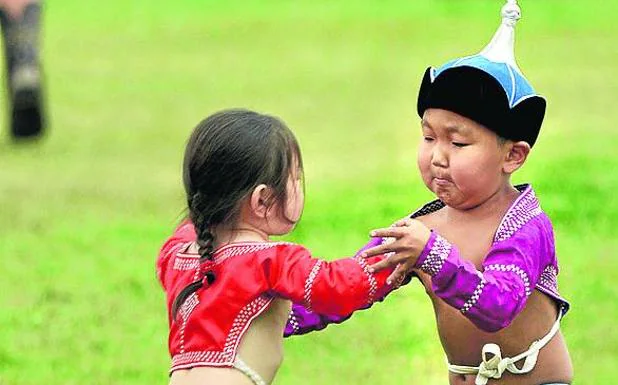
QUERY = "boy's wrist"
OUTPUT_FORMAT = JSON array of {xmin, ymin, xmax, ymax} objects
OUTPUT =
[
  {"xmin": 413, "ymin": 231, "xmax": 453, "ymax": 277},
  {"xmin": 413, "ymin": 230, "xmax": 437, "ymax": 269}
]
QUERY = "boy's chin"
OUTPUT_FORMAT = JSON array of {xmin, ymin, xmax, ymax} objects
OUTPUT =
[{"xmin": 434, "ymin": 189, "xmax": 464, "ymax": 208}]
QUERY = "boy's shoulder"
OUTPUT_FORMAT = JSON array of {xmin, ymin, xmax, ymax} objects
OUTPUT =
[
  {"xmin": 409, "ymin": 197, "xmax": 446, "ymax": 221},
  {"xmin": 494, "ymin": 184, "xmax": 554, "ymax": 244},
  {"xmin": 407, "ymin": 184, "xmax": 554, "ymax": 242}
]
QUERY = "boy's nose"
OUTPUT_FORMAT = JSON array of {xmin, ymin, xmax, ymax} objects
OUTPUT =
[{"xmin": 431, "ymin": 145, "xmax": 449, "ymax": 168}]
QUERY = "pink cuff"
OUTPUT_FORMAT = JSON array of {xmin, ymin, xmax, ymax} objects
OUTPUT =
[{"xmin": 413, "ymin": 231, "xmax": 453, "ymax": 277}]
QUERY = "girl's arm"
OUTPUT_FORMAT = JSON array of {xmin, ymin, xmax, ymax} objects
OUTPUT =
[
  {"xmin": 156, "ymin": 220, "xmax": 196, "ymax": 288},
  {"xmin": 284, "ymin": 304, "xmax": 352, "ymax": 336},
  {"xmin": 282, "ymin": 237, "xmax": 413, "ymax": 337},
  {"xmin": 259, "ymin": 242, "xmax": 396, "ymax": 319}
]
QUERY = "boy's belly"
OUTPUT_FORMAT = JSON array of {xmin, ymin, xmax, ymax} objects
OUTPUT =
[{"xmin": 432, "ymin": 291, "xmax": 573, "ymax": 385}]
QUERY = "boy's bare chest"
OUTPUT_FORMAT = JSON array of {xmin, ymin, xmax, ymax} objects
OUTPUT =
[{"xmin": 416, "ymin": 212, "xmax": 498, "ymax": 269}]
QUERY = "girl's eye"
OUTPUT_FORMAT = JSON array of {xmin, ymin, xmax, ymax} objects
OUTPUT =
[
  {"xmin": 423, "ymin": 136, "xmax": 435, "ymax": 142},
  {"xmin": 452, "ymin": 142, "xmax": 469, "ymax": 148}
]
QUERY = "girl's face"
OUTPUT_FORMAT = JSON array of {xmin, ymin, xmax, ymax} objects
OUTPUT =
[
  {"xmin": 417, "ymin": 108, "xmax": 510, "ymax": 209},
  {"xmin": 283, "ymin": 171, "xmax": 305, "ymax": 224},
  {"xmin": 264, "ymin": 167, "xmax": 305, "ymax": 236}
]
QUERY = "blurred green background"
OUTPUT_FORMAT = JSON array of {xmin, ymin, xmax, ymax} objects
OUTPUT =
[{"xmin": 0, "ymin": 0, "xmax": 616, "ymax": 384}]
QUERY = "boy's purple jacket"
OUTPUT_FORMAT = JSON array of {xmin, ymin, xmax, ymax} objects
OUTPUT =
[{"xmin": 284, "ymin": 184, "xmax": 569, "ymax": 336}]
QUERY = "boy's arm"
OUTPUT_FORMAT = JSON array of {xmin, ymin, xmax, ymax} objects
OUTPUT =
[{"xmin": 414, "ymin": 217, "xmax": 550, "ymax": 332}]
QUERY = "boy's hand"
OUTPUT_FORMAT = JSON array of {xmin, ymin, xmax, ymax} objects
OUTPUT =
[{"xmin": 360, "ymin": 218, "xmax": 431, "ymax": 285}]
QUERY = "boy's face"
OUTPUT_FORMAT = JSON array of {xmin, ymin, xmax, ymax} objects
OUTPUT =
[{"xmin": 417, "ymin": 108, "xmax": 511, "ymax": 209}]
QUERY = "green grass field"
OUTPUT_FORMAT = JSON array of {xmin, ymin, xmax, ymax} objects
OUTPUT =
[{"xmin": 1, "ymin": 1, "xmax": 616, "ymax": 384}]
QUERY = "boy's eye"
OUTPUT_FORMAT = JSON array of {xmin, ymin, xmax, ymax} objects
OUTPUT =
[{"xmin": 452, "ymin": 142, "xmax": 469, "ymax": 148}]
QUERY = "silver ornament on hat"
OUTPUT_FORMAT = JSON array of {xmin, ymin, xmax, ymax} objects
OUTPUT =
[{"xmin": 479, "ymin": 0, "xmax": 523, "ymax": 74}]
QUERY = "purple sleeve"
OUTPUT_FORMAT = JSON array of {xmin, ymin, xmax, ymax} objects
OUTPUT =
[
  {"xmin": 284, "ymin": 304, "xmax": 352, "ymax": 336},
  {"xmin": 415, "ymin": 217, "xmax": 551, "ymax": 332},
  {"xmin": 283, "ymin": 237, "xmax": 410, "ymax": 337}
]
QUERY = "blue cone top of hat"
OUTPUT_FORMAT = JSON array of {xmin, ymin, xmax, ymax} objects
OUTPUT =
[{"xmin": 417, "ymin": 0, "xmax": 546, "ymax": 147}]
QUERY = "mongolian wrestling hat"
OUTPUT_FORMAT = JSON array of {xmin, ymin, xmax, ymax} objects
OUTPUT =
[{"xmin": 417, "ymin": 0, "xmax": 546, "ymax": 147}]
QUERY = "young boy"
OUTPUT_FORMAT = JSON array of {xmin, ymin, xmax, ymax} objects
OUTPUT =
[{"xmin": 285, "ymin": 2, "xmax": 572, "ymax": 384}]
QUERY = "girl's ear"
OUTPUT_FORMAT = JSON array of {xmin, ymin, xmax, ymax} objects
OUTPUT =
[
  {"xmin": 503, "ymin": 141, "xmax": 530, "ymax": 174},
  {"xmin": 249, "ymin": 184, "xmax": 272, "ymax": 218}
]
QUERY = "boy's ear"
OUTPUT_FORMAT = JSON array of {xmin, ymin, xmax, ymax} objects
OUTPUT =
[
  {"xmin": 249, "ymin": 184, "xmax": 272, "ymax": 218},
  {"xmin": 503, "ymin": 141, "xmax": 530, "ymax": 174}
]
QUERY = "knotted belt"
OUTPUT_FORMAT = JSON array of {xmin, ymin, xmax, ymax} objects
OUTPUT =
[{"xmin": 448, "ymin": 310, "xmax": 563, "ymax": 385}]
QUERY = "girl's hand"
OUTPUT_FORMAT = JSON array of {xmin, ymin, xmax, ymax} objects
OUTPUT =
[{"xmin": 360, "ymin": 218, "xmax": 431, "ymax": 285}]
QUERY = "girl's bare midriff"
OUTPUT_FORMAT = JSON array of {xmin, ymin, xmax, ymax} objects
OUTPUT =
[
  {"xmin": 417, "ymin": 209, "xmax": 573, "ymax": 385},
  {"xmin": 169, "ymin": 298, "xmax": 292, "ymax": 385}
]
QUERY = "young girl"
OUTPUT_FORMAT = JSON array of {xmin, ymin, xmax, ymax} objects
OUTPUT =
[
  {"xmin": 287, "ymin": 2, "xmax": 573, "ymax": 384},
  {"xmin": 156, "ymin": 109, "xmax": 395, "ymax": 385}
]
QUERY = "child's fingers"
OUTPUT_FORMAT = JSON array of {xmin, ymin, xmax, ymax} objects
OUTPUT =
[
  {"xmin": 392, "ymin": 218, "xmax": 414, "ymax": 227},
  {"xmin": 387, "ymin": 261, "xmax": 414, "ymax": 285},
  {"xmin": 361, "ymin": 244, "xmax": 387, "ymax": 258},
  {"xmin": 387, "ymin": 264, "xmax": 405, "ymax": 285},
  {"xmin": 360, "ymin": 242, "xmax": 404, "ymax": 259},
  {"xmin": 367, "ymin": 255, "xmax": 398, "ymax": 273},
  {"xmin": 369, "ymin": 226, "xmax": 406, "ymax": 239},
  {"xmin": 368, "ymin": 251, "xmax": 411, "ymax": 272}
]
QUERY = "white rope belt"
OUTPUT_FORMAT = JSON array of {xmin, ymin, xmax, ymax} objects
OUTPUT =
[
  {"xmin": 233, "ymin": 356, "xmax": 267, "ymax": 385},
  {"xmin": 448, "ymin": 310, "xmax": 563, "ymax": 385}
]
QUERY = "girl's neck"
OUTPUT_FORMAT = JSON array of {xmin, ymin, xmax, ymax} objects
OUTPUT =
[
  {"xmin": 213, "ymin": 223, "xmax": 270, "ymax": 249},
  {"xmin": 444, "ymin": 183, "xmax": 520, "ymax": 225}
]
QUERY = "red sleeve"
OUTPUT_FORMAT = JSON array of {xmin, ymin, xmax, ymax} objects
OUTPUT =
[
  {"xmin": 156, "ymin": 220, "xmax": 197, "ymax": 288},
  {"xmin": 259, "ymin": 243, "xmax": 394, "ymax": 316}
]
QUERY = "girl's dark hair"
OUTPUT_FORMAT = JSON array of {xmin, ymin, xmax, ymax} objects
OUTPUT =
[{"xmin": 171, "ymin": 109, "xmax": 303, "ymax": 317}]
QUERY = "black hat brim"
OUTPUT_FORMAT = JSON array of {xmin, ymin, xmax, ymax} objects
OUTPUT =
[{"xmin": 417, "ymin": 66, "xmax": 546, "ymax": 147}]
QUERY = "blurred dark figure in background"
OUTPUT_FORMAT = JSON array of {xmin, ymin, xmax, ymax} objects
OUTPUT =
[{"xmin": 0, "ymin": 0, "xmax": 44, "ymax": 140}]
